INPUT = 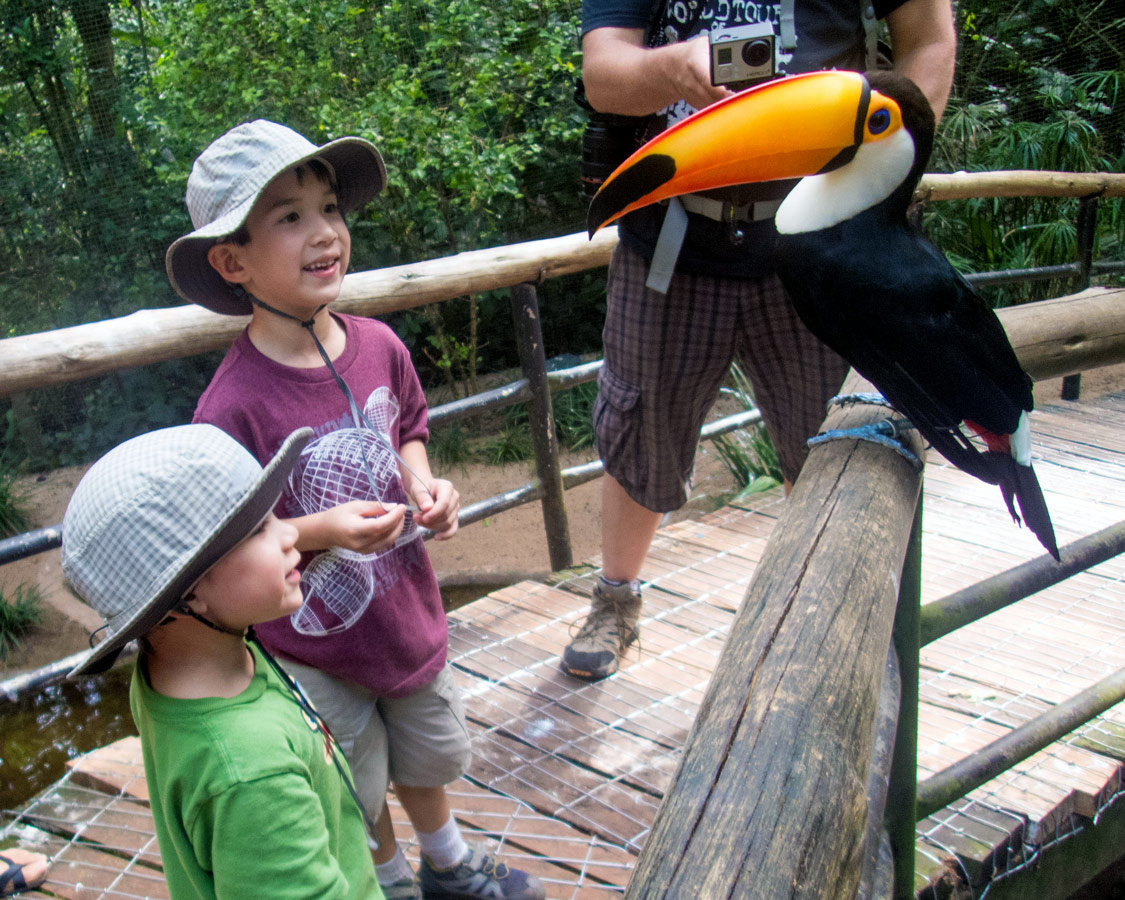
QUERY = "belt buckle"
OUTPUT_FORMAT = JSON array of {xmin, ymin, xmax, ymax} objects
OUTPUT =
[{"xmin": 722, "ymin": 201, "xmax": 745, "ymax": 246}]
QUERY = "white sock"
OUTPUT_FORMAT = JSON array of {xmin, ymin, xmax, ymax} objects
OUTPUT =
[
  {"xmin": 417, "ymin": 814, "xmax": 468, "ymax": 869},
  {"xmin": 375, "ymin": 848, "xmax": 414, "ymax": 885}
]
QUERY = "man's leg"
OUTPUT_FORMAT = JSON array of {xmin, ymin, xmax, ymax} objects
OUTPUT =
[
  {"xmin": 600, "ymin": 473, "xmax": 662, "ymax": 583},
  {"xmin": 560, "ymin": 474, "xmax": 656, "ymax": 680},
  {"xmin": 737, "ymin": 273, "xmax": 850, "ymax": 487},
  {"xmin": 564, "ymin": 245, "xmax": 742, "ymax": 680}
]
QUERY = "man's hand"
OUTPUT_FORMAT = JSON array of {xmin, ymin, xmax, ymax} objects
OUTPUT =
[
  {"xmin": 665, "ymin": 35, "xmax": 734, "ymax": 113},
  {"xmin": 582, "ymin": 28, "xmax": 731, "ymax": 117}
]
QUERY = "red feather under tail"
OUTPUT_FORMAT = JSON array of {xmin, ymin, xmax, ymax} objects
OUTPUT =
[{"xmin": 964, "ymin": 419, "xmax": 1011, "ymax": 455}]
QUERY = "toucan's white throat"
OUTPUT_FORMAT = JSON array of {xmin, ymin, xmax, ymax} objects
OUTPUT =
[{"xmin": 775, "ymin": 128, "xmax": 916, "ymax": 234}]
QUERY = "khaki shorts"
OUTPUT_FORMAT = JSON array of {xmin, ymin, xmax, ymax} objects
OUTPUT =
[
  {"xmin": 280, "ymin": 660, "xmax": 471, "ymax": 819},
  {"xmin": 596, "ymin": 242, "xmax": 849, "ymax": 510}
]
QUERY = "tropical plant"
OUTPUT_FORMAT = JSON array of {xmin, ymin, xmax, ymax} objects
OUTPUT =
[
  {"xmin": 0, "ymin": 584, "xmax": 44, "ymax": 661},
  {"xmin": 712, "ymin": 362, "xmax": 783, "ymax": 494},
  {"xmin": 428, "ymin": 422, "xmax": 474, "ymax": 473},
  {"xmin": 0, "ymin": 457, "xmax": 31, "ymax": 538},
  {"xmin": 0, "ymin": 0, "xmax": 1121, "ymax": 478},
  {"xmin": 482, "ymin": 423, "xmax": 536, "ymax": 464},
  {"xmin": 925, "ymin": 0, "xmax": 1125, "ymax": 307},
  {"xmin": 553, "ymin": 380, "xmax": 598, "ymax": 451}
]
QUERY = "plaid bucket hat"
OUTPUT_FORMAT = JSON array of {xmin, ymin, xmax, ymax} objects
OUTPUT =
[
  {"xmin": 165, "ymin": 119, "xmax": 386, "ymax": 316},
  {"xmin": 63, "ymin": 424, "xmax": 312, "ymax": 678}
]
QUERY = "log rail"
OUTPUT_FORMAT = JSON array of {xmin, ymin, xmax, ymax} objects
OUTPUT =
[
  {"xmin": 3, "ymin": 172, "xmax": 1125, "ymax": 898},
  {"xmin": 2, "ymin": 171, "xmax": 1124, "ymax": 400}
]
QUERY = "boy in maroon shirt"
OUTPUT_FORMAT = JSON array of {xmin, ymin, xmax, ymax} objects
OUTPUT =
[{"xmin": 167, "ymin": 120, "xmax": 543, "ymax": 900}]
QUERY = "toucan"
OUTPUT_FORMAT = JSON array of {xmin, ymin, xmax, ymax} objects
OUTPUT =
[{"xmin": 588, "ymin": 69, "xmax": 1060, "ymax": 560}]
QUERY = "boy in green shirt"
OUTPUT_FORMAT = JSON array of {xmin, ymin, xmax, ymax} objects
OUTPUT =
[{"xmin": 63, "ymin": 423, "xmax": 384, "ymax": 900}]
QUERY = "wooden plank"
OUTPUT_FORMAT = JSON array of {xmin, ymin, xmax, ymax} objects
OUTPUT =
[
  {"xmin": 469, "ymin": 729, "xmax": 660, "ymax": 848},
  {"xmin": 1074, "ymin": 720, "xmax": 1125, "ymax": 762},
  {"xmin": 7, "ymin": 387, "xmax": 1125, "ymax": 900},
  {"xmin": 26, "ymin": 840, "xmax": 169, "ymax": 900},
  {"xmin": 389, "ymin": 779, "xmax": 638, "ymax": 899},
  {"xmin": 65, "ymin": 736, "xmax": 148, "ymax": 803},
  {"xmin": 916, "ymin": 797, "xmax": 1024, "ymax": 888}
]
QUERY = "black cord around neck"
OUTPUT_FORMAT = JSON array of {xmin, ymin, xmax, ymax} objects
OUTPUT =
[
  {"xmin": 239, "ymin": 288, "xmax": 433, "ymax": 510},
  {"xmin": 176, "ymin": 602, "xmax": 247, "ymax": 637},
  {"xmin": 245, "ymin": 627, "xmax": 381, "ymax": 842}
]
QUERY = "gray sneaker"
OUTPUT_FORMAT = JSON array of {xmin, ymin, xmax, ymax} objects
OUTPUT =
[
  {"xmin": 419, "ymin": 846, "xmax": 544, "ymax": 899},
  {"xmin": 381, "ymin": 876, "xmax": 423, "ymax": 900},
  {"xmin": 561, "ymin": 579, "xmax": 642, "ymax": 680}
]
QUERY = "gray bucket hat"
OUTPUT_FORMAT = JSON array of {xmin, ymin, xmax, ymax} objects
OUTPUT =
[
  {"xmin": 63, "ymin": 424, "xmax": 312, "ymax": 678},
  {"xmin": 165, "ymin": 119, "xmax": 386, "ymax": 316}
]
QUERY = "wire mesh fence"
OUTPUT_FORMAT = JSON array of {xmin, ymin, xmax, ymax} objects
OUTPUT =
[{"xmin": 1, "ymin": 0, "xmax": 1123, "ymax": 473}]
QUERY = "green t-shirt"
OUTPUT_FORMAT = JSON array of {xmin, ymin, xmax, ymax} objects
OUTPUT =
[{"xmin": 130, "ymin": 642, "xmax": 381, "ymax": 900}]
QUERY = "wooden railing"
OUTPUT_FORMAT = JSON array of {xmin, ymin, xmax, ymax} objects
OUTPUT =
[
  {"xmin": 3, "ymin": 171, "xmax": 1125, "ymax": 896},
  {"xmin": 4, "ymin": 171, "xmax": 1124, "ymax": 400},
  {"xmin": 626, "ymin": 293, "xmax": 1125, "ymax": 899}
]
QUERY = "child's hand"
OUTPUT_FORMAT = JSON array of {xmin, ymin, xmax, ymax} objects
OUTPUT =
[
  {"xmin": 324, "ymin": 500, "xmax": 406, "ymax": 554},
  {"xmin": 411, "ymin": 478, "xmax": 460, "ymax": 540}
]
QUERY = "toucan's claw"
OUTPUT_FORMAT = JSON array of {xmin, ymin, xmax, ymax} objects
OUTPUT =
[{"xmin": 808, "ymin": 418, "xmax": 923, "ymax": 471}]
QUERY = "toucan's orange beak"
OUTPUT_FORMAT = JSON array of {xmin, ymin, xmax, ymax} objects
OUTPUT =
[{"xmin": 586, "ymin": 70, "xmax": 904, "ymax": 236}]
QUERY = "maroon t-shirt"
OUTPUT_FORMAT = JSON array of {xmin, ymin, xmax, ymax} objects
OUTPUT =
[{"xmin": 194, "ymin": 314, "xmax": 446, "ymax": 697}]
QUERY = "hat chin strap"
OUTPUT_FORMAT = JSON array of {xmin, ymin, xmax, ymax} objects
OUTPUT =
[
  {"xmin": 176, "ymin": 602, "xmax": 247, "ymax": 638},
  {"xmin": 238, "ymin": 287, "xmax": 327, "ymax": 332},
  {"xmin": 235, "ymin": 286, "xmax": 435, "ymax": 509}
]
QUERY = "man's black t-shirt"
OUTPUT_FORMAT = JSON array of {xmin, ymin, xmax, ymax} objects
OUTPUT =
[{"xmin": 581, "ymin": 0, "xmax": 907, "ymax": 276}]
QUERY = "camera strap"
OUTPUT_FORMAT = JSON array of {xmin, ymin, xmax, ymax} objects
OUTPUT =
[
  {"xmin": 645, "ymin": 196, "xmax": 688, "ymax": 293},
  {"xmin": 860, "ymin": 0, "xmax": 878, "ymax": 69},
  {"xmin": 779, "ymin": 0, "xmax": 797, "ymax": 53}
]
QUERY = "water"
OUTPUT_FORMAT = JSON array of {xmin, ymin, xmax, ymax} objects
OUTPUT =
[
  {"xmin": 1, "ymin": 665, "xmax": 136, "ymax": 812},
  {"xmin": 0, "ymin": 583, "xmax": 506, "ymax": 813}
]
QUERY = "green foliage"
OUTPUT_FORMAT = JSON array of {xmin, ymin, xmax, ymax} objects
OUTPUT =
[
  {"xmin": 1, "ymin": 0, "xmax": 1123, "ymax": 482},
  {"xmin": 553, "ymin": 380, "xmax": 598, "ymax": 451},
  {"xmin": 926, "ymin": 1, "xmax": 1125, "ymax": 307},
  {"xmin": 0, "ymin": 456, "xmax": 31, "ymax": 538},
  {"xmin": 1, "ymin": 0, "xmax": 588, "ymax": 470},
  {"xmin": 482, "ymin": 422, "xmax": 536, "ymax": 464},
  {"xmin": 2, "ymin": 356, "xmax": 217, "ymax": 470},
  {"xmin": 429, "ymin": 422, "xmax": 474, "ymax": 472},
  {"xmin": 712, "ymin": 362, "xmax": 783, "ymax": 493},
  {"xmin": 0, "ymin": 585, "xmax": 44, "ymax": 661}
]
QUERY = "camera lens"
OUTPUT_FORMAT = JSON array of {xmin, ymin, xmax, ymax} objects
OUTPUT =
[
  {"xmin": 742, "ymin": 39, "xmax": 772, "ymax": 68},
  {"xmin": 582, "ymin": 118, "xmax": 642, "ymax": 196}
]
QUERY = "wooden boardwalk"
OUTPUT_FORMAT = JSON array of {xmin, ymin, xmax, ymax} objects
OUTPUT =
[{"xmin": 4, "ymin": 391, "xmax": 1125, "ymax": 899}]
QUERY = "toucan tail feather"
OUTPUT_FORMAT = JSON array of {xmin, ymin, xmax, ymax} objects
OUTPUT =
[
  {"xmin": 998, "ymin": 477, "xmax": 1020, "ymax": 525},
  {"xmin": 1014, "ymin": 462, "xmax": 1060, "ymax": 561},
  {"xmin": 989, "ymin": 453, "xmax": 1059, "ymax": 561}
]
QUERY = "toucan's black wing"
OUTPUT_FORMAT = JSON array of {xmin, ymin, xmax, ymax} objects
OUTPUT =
[
  {"xmin": 776, "ymin": 209, "xmax": 1033, "ymax": 461},
  {"xmin": 777, "ymin": 209, "xmax": 1059, "ymax": 558}
]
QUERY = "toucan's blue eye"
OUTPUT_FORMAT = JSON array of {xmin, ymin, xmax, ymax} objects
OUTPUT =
[{"xmin": 868, "ymin": 109, "xmax": 891, "ymax": 135}]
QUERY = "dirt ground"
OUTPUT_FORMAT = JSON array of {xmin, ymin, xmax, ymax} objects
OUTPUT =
[
  {"xmin": 3, "ymin": 363, "xmax": 1124, "ymax": 679},
  {"xmin": 0, "ymin": 431, "xmax": 740, "ymax": 678}
]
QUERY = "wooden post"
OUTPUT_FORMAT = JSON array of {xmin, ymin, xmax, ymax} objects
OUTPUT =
[
  {"xmin": 625, "ymin": 374, "xmax": 924, "ymax": 900},
  {"xmin": 887, "ymin": 502, "xmax": 922, "ymax": 900},
  {"xmin": 509, "ymin": 283, "xmax": 573, "ymax": 572},
  {"xmin": 1061, "ymin": 196, "xmax": 1099, "ymax": 401},
  {"xmin": 855, "ymin": 647, "xmax": 902, "ymax": 900}
]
